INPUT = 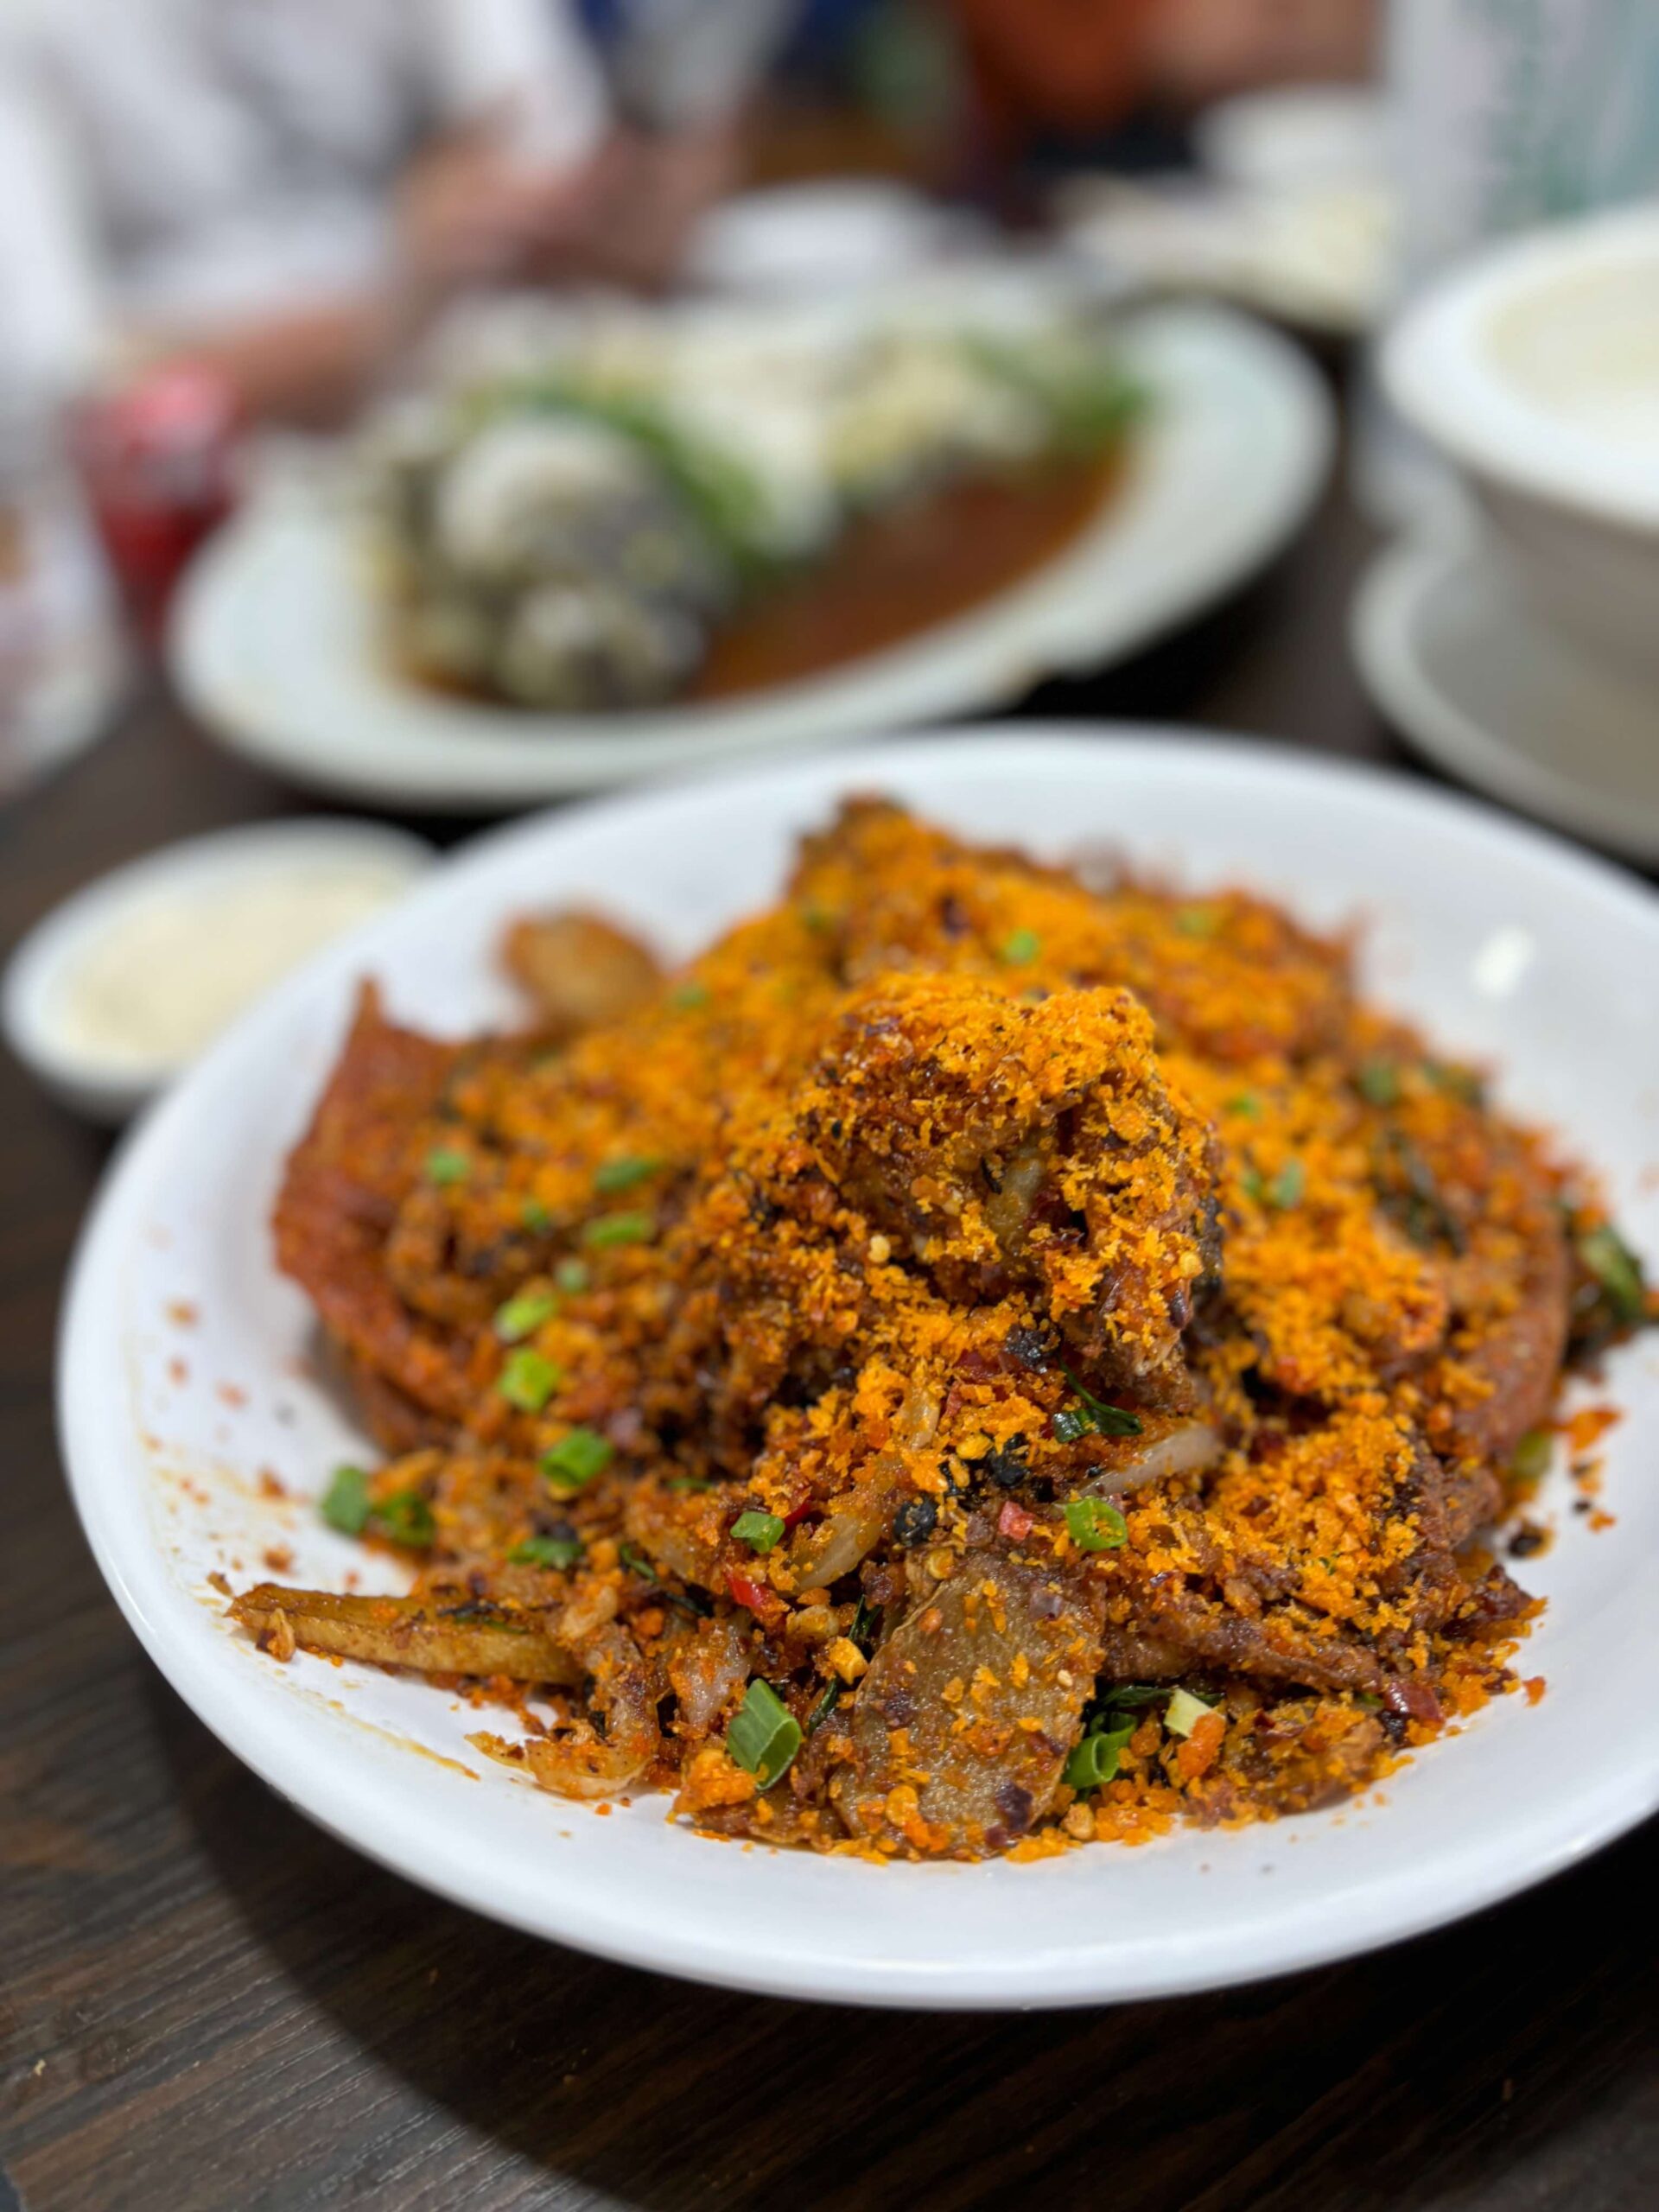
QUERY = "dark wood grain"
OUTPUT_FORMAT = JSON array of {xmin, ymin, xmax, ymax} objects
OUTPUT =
[{"xmin": 3, "ymin": 401, "xmax": 1656, "ymax": 2212}]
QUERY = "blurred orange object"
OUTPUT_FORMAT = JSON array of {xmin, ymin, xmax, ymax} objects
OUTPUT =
[{"xmin": 69, "ymin": 364, "xmax": 242, "ymax": 645}]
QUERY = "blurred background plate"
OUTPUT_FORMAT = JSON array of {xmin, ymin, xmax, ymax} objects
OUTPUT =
[
  {"xmin": 168, "ymin": 302, "xmax": 1332, "ymax": 811},
  {"xmin": 1352, "ymin": 531, "xmax": 1659, "ymax": 865}
]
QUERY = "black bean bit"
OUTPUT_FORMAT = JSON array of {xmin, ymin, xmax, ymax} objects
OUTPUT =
[{"xmin": 893, "ymin": 1496, "xmax": 938, "ymax": 1547}]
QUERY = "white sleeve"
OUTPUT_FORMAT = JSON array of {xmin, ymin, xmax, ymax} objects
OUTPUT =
[
  {"xmin": 0, "ymin": 56, "xmax": 107, "ymax": 397},
  {"xmin": 416, "ymin": 0, "xmax": 609, "ymax": 171}
]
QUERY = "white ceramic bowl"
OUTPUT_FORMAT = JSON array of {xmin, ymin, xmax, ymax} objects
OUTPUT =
[
  {"xmin": 1382, "ymin": 205, "xmax": 1659, "ymax": 681},
  {"xmin": 58, "ymin": 729, "xmax": 1659, "ymax": 2009},
  {"xmin": 3, "ymin": 819, "xmax": 432, "ymax": 1122}
]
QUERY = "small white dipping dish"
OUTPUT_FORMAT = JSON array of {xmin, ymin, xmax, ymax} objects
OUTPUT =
[
  {"xmin": 1382, "ymin": 204, "xmax": 1659, "ymax": 682},
  {"xmin": 3, "ymin": 819, "xmax": 433, "ymax": 1123}
]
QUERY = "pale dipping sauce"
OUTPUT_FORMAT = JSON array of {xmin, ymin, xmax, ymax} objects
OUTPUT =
[{"xmin": 49, "ymin": 853, "xmax": 415, "ymax": 1071}]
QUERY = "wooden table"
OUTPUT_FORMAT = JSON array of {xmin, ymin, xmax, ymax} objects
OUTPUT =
[{"xmin": 4, "ymin": 425, "xmax": 1656, "ymax": 2212}]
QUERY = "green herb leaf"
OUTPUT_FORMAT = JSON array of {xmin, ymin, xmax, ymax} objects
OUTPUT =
[
  {"xmin": 493, "ymin": 1289, "xmax": 556, "ymax": 1344},
  {"xmin": 1053, "ymin": 1370, "xmax": 1143, "ymax": 1441},
  {"xmin": 554, "ymin": 1256, "xmax": 591, "ymax": 1294},
  {"xmin": 1577, "ymin": 1224, "xmax": 1648, "ymax": 1327},
  {"xmin": 667, "ymin": 1473, "xmax": 715, "ymax": 1494},
  {"xmin": 727, "ymin": 1680, "xmax": 802, "ymax": 1789},
  {"xmin": 1063, "ymin": 1718, "xmax": 1135, "ymax": 1790},
  {"xmin": 1424, "ymin": 1059, "xmax": 1485, "ymax": 1105},
  {"xmin": 731, "ymin": 1509, "xmax": 785, "ymax": 1554},
  {"xmin": 540, "ymin": 1427, "xmax": 614, "ymax": 1492},
  {"xmin": 520, "ymin": 1197, "xmax": 552, "ymax": 1231},
  {"xmin": 582, "ymin": 1210, "xmax": 655, "ymax": 1249},
  {"xmin": 593, "ymin": 1155, "xmax": 663, "ymax": 1195},
  {"xmin": 1510, "ymin": 1427, "xmax": 1554, "ymax": 1484},
  {"xmin": 320, "ymin": 1464, "xmax": 372, "ymax": 1535},
  {"xmin": 999, "ymin": 926, "xmax": 1042, "ymax": 966},
  {"xmin": 1356, "ymin": 1058, "xmax": 1401, "ymax": 1108},
  {"xmin": 1173, "ymin": 904, "xmax": 1219, "ymax": 939},
  {"xmin": 424, "ymin": 1146, "xmax": 469, "ymax": 1187},
  {"xmin": 1266, "ymin": 1157, "xmax": 1306, "ymax": 1210},
  {"xmin": 1224, "ymin": 1091, "xmax": 1262, "ymax": 1119},
  {"xmin": 617, "ymin": 1541, "xmax": 656, "ymax": 1581},
  {"xmin": 498, "ymin": 1347, "xmax": 563, "ymax": 1414},
  {"xmin": 372, "ymin": 1490, "xmax": 435, "ymax": 1548},
  {"xmin": 509, "ymin": 1534, "xmax": 582, "ymax": 1570},
  {"xmin": 1064, "ymin": 1497, "xmax": 1129, "ymax": 1552},
  {"xmin": 805, "ymin": 1679, "xmax": 841, "ymax": 1736},
  {"xmin": 668, "ymin": 981, "xmax": 710, "ymax": 1011}
]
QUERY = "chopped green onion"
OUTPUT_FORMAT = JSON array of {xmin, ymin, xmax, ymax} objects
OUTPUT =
[
  {"xmin": 540, "ymin": 1427, "xmax": 613, "ymax": 1492},
  {"xmin": 493, "ymin": 1289, "xmax": 556, "ymax": 1344},
  {"xmin": 999, "ymin": 926, "xmax": 1042, "ymax": 966},
  {"xmin": 1510, "ymin": 1427, "xmax": 1554, "ymax": 1484},
  {"xmin": 1266, "ymin": 1158, "xmax": 1306, "ymax": 1210},
  {"xmin": 320, "ymin": 1464, "xmax": 372, "ymax": 1535},
  {"xmin": 582, "ymin": 1210, "xmax": 655, "ymax": 1249},
  {"xmin": 554, "ymin": 1256, "xmax": 590, "ymax": 1294},
  {"xmin": 1063, "ymin": 1719, "xmax": 1135, "ymax": 1790},
  {"xmin": 799, "ymin": 903, "xmax": 834, "ymax": 934},
  {"xmin": 617, "ymin": 1541, "xmax": 656, "ymax": 1581},
  {"xmin": 1173, "ymin": 905, "xmax": 1219, "ymax": 938},
  {"xmin": 1064, "ymin": 1497, "xmax": 1128, "ymax": 1552},
  {"xmin": 1224, "ymin": 1091, "xmax": 1262, "ymax": 1119},
  {"xmin": 726, "ymin": 1680, "xmax": 802, "ymax": 1789},
  {"xmin": 520, "ymin": 1197, "xmax": 552, "ymax": 1231},
  {"xmin": 372, "ymin": 1490, "xmax": 435, "ymax": 1548},
  {"xmin": 668, "ymin": 1473, "xmax": 714, "ymax": 1493},
  {"xmin": 805, "ymin": 1679, "xmax": 841, "ymax": 1736},
  {"xmin": 731, "ymin": 1509, "xmax": 785, "ymax": 1554},
  {"xmin": 1356, "ymin": 1058, "xmax": 1401, "ymax": 1108},
  {"xmin": 1164, "ymin": 1687, "xmax": 1217, "ymax": 1738},
  {"xmin": 668, "ymin": 981, "xmax": 710, "ymax": 1011},
  {"xmin": 424, "ymin": 1146, "xmax": 469, "ymax": 1187},
  {"xmin": 593, "ymin": 1154, "xmax": 662, "ymax": 1195},
  {"xmin": 1577, "ymin": 1224, "xmax": 1648, "ymax": 1327},
  {"xmin": 1240, "ymin": 1167, "xmax": 1265, "ymax": 1204},
  {"xmin": 498, "ymin": 1347, "xmax": 562, "ymax": 1414},
  {"xmin": 509, "ymin": 1534, "xmax": 582, "ymax": 1571}
]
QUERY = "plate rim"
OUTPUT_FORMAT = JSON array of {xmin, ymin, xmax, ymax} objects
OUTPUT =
[
  {"xmin": 1351, "ymin": 531, "xmax": 1659, "ymax": 866},
  {"xmin": 57, "ymin": 725, "xmax": 1659, "ymax": 2008}
]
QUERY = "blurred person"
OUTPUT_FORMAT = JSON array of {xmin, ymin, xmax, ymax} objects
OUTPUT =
[
  {"xmin": 0, "ymin": 0, "xmax": 734, "ymax": 425},
  {"xmin": 944, "ymin": 0, "xmax": 1378, "ymax": 177}
]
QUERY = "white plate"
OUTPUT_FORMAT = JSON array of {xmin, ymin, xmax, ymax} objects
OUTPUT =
[
  {"xmin": 1352, "ymin": 532, "xmax": 1659, "ymax": 866},
  {"xmin": 169, "ymin": 306, "xmax": 1331, "ymax": 811},
  {"xmin": 59, "ymin": 728, "xmax": 1659, "ymax": 2009}
]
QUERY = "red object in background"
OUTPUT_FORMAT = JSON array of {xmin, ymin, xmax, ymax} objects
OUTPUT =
[{"xmin": 70, "ymin": 364, "xmax": 242, "ymax": 645}]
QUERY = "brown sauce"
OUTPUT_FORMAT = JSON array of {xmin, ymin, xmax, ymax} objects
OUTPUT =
[
  {"xmin": 400, "ymin": 455, "xmax": 1122, "ymax": 709},
  {"xmin": 693, "ymin": 456, "xmax": 1122, "ymax": 699}
]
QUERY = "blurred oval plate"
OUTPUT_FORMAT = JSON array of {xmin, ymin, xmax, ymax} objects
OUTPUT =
[{"xmin": 169, "ymin": 304, "xmax": 1331, "ymax": 812}]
